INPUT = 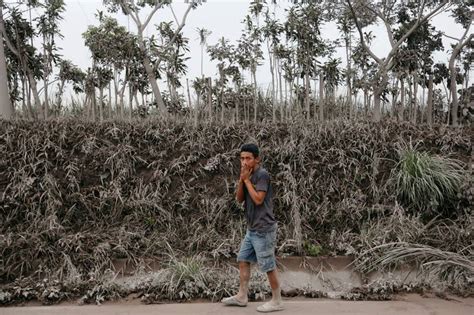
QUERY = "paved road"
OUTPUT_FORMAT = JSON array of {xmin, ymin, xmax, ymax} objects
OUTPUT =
[{"xmin": 1, "ymin": 296, "xmax": 473, "ymax": 315}]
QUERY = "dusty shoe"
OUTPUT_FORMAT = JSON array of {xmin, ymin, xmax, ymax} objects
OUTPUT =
[
  {"xmin": 257, "ymin": 301, "xmax": 284, "ymax": 313},
  {"xmin": 221, "ymin": 295, "xmax": 248, "ymax": 307}
]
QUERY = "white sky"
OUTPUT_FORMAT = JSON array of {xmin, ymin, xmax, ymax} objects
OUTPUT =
[{"xmin": 24, "ymin": 1, "xmax": 474, "ymax": 93}]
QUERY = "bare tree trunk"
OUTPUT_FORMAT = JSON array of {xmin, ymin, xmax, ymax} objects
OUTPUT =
[
  {"xmin": 421, "ymin": 84, "xmax": 426, "ymax": 123},
  {"xmin": 27, "ymin": 81, "xmax": 33, "ymax": 118},
  {"xmin": 92, "ymin": 88, "xmax": 97, "ymax": 121},
  {"xmin": 399, "ymin": 78, "xmax": 405, "ymax": 121},
  {"xmin": 278, "ymin": 59, "xmax": 284, "ymax": 122},
  {"xmin": 83, "ymin": 94, "xmax": 89, "ymax": 119},
  {"xmin": 119, "ymin": 88, "xmax": 126, "ymax": 120},
  {"xmin": 208, "ymin": 77, "xmax": 213, "ymax": 122},
  {"xmin": 412, "ymin": 72, "xmax": 418, "ymax": 124},
  {"xmin": 194, "ymin": 86, "xmax": 200, "ymax": 126},
  {"xmin": 252, "ymin": 69, "xmax": 257, "ymax": 123},
  {"xmin": 312, "ymin": 78, "xmax": 317, "ymax": 120},
  {"xmin": 449, "ymin": 32, "xmax": 473, "ymax": 127},
  {"xmin": 305, "ymin": 71, "xmax": 310, "ymax": 120},
  {"xmin": 0, "ymin": 3, "xmax": 13, "ymax": 120},
  {"xmin": 268, "ymin": 41, "xmax": 276, "ymax": 122},
  {"xmin": 21, "ymin": 77, "xmax": 27, "ymax": 117},
  {"xmin": 186, "ymin": 78, "xmax": 192, "ymax": 112},
  {"xmin": 392, "ymin": 77, "xmax": 399, "ymax": 119},
  {"xmin": 108, "ymin": 81, "xmax": 112, "ymax": 119},
  {"xmin": 43, "ymin": 35, "xmax": 49, "ymax": 119},
  {"xmin": 201, "ymin": 44, "xmax": 204, "ymax": 77},
  {"xmin": 235, "ymin": 86, "xmax": 240, "ymax": 123},
  {"xmin": 134, "ymin": 92, "xmax": 140, "ymax": 110},
  {"xmin": 99, "ymin": 87, "xmax": 104, "ymax": 122},
  {"xmin": 427, "ymin": 74, "xmax": 433, "ymax": 127},
  {"xmin": 288, "ymin": 80, "xmax": 292, "ymax": 119},
  {"xmin": 56, "ymin": 80, "xmax": 65, "ymax": 110},
  {"xmin": 346, "ymin": 32, "xmax": 353, "ymax": 119},
  {"xmin": 363, "ymin": 88, "xmax": 368, "ymax": 117},
  {"xmin": 218, "ymin": 69, "xmax": 225, "ymax": 124},
  {"xmin": 27, "ymin": 71, "xmax": 42, "ymax": 115},
  {"xmin": 138, "ymin": 39, "xmax": 166, "ymax": 114},
  {"xmin": 407, "ymin": 77, "xmax": 413, "ymax": 120},
  {"xmin": 373, "ymin": 82, "xmax": 383, "ymax": 122},
  {"xmin": 353, "ymin": 91, "xmax": 359, "ymax": 118},
  {"xmin": 128, "ymin": 85, "xmax": 133, "ymax": 120},
  {"xmin": 243, "ymin": 97, "xmax": 247, "ymax": 123},
  {"xmin": 319, "ymin": 73, "xmax": 324, "ymax": 121},
  {"xmin": 221, "ymin": 93, "xmax": 225, "ymax": 124},
  {"xmin": 284, "ymin": 79, "xmax": 289, "ymax": 121}
]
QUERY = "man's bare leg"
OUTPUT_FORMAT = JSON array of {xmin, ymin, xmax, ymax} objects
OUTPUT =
[
  {"xmin": 256, "ymin": 269, "xmax": 283, "ymax": 312},
  {"xmin": 266, "ymin": 269, "xmax": 282, "ymax": 305},
  {"xmin": 222, "ymin": 261, "xmax": 250, "ymax": 306},
  {"xmin": 236, "ymin": 261, "xmax": 251, "ymax": 302}
]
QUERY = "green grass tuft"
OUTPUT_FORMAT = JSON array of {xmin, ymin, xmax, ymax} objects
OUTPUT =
[{"xmin": 392, "ymin": 142, "xmax": 464, "ymax": 214}]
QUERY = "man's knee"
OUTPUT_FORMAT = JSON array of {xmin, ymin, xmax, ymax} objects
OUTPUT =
[{"xmin": 239, "ymin": 261, "xmax": 251, "ymax": 269}]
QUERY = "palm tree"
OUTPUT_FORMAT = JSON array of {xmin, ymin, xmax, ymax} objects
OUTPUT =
[{"xmin": 196, "ymin": 27, "xmax": 211, "ymax": 78}]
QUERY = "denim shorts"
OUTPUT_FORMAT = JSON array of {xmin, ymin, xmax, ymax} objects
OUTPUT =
[{"xmin": 237, "ymin": 226, "xmax": 277, "ymax": 273}]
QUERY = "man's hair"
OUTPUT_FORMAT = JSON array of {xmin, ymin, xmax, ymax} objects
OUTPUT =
[{"xmin": 241, "ymin": 143, "xmax": 259, "ymax": 158}]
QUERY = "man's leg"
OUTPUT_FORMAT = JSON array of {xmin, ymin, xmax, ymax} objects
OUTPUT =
[
  {"xmin": 222, "ymin": 231, "xmax": 256, "ymax": 306},
  {"xmin": 266, "ymin": 268, "xmax": 282, "ymax": 305},
  {"xmin": 236, "ymin": 261, "xmax": 251, "ymax": 302},
  {"xmin": 254, "ymin": 228, "xmax": 284, "ymax": 312}
]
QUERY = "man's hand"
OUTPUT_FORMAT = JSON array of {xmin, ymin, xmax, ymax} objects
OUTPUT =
[{"xmin": 240, "ymin": 165, "xmax": 252, "ymax": 182}]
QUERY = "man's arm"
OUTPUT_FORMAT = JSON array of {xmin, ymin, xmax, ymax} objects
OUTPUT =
[
  {"xmin": 236, "ymin": 179, "xmax": 245, "ymax": 203},
  {"xmin": 243, "ymin": 179, "xmax": 266, "ymax": 206}
]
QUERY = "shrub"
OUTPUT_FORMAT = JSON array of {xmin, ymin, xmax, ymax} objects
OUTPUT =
[{"xmin": 391, "ymin": 141, "xmax": 464, "ymax": 216}]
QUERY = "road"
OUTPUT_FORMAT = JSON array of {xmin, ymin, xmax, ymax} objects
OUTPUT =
[{"xmin": 1, "ymin": 295, "xmax": 473, "ymax": 315}]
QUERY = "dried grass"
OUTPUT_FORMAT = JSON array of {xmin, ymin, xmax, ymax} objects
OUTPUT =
[{"xmin": 0, "ymin": 118, "xmax": 471, "ymax": 301}]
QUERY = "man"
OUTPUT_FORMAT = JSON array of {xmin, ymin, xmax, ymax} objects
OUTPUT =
[{"xmin": 222, "ymin": 143, "xmax": 284, "ymax": 313}]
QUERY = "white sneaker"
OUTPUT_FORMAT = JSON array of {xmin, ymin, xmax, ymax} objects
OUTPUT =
[
  {"xmin": 221, "ymin": 295, "xmax": 248, "ymax": 307},
  {"xmin": 256, "ymin": 301, "xmax": 284, "ymax": 312}
]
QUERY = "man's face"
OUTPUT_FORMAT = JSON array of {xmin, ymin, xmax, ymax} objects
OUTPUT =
[{"xmin": 240, "ymin": 151, "xmax": 259, "ymax": 171}]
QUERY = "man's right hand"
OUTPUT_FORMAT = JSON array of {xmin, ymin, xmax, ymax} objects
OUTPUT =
[{"xmin": 240, "ymin": 165, "xmax": 252, "ymax": 182}]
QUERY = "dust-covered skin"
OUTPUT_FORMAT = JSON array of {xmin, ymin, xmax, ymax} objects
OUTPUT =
[{"xmin": 1, "ymin": 295, "xmax": 474, "ymax": 315}]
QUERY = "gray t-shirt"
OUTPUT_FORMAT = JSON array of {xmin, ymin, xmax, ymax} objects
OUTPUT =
[{"xmin": 244, "ymin": 166, "xmax": 276, "ymax": 232}]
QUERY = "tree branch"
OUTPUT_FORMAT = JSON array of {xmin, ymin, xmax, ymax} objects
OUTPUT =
[
  {"xmin": 155, "ymin": 2, "xmax": 194, "ymax": 65},
  {"xmin": 345, "ymin": 0, "xmax": 382, "ymax": 64},
  {"xmin": 120, "ymin": 0, "xmax": 140, "ymax": 29},
  {"xmin": 142, "ymin": 1, "xmax": 164, "ymax": 31},
  {"xmin": 449, "ymin": 23, "xmax": 473, "ymax": 65},
  {"xmin": 170, "ymin": 4, "xmax": 179, "ymax": 26},
  {"xmin": 385, "ymin": 0, "xmax": 449, "ymax": 67},
  {"xmin": 442, "ymin": 32, "xmax": 461, "ymax": 41},
  {"xmin": 0, "ymin": 16, "xmax": 20, "ymax": 58},
  {"xmin": 417, "ymin": 0, "xmax": 427, "ymax": 21},
  {"xmin": 364, "ymin": 4, "xmax": 395, "ymax": 48}
]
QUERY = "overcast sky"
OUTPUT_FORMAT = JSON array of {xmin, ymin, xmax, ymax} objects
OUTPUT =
[{"xmin": 41, "ymin": 1, "xmax": 472, "ymax": 91}]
